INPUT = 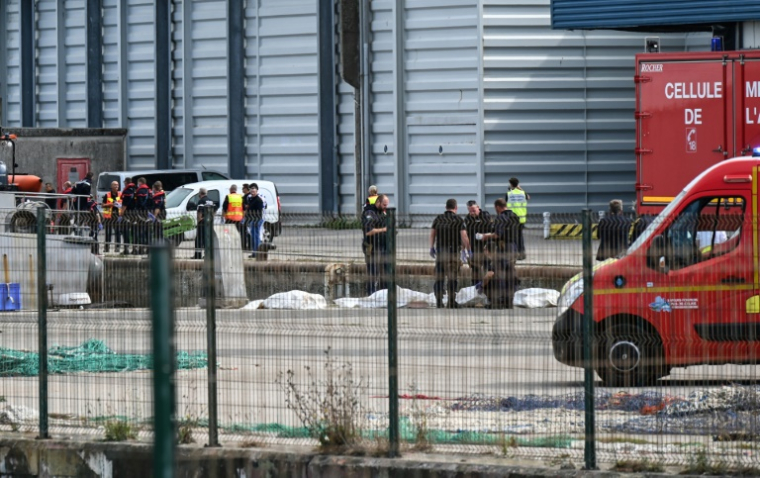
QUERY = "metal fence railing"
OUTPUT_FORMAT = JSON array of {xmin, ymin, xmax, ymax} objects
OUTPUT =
[{"xmin": 1, "ymin": 203, "xmax": 759, "ymax": 473}]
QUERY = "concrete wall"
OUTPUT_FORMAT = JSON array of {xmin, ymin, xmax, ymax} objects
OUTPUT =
[
  {"xmin": 93, "ymin": 258, "xmax": 578, "ymax": 308},
  {"xmin": 1, "ymin": 128, "xmax": 127, "ymax": 190},
  {"xmin": 0, "ymin": 437, "xmax": 596, "ymax": 477}
]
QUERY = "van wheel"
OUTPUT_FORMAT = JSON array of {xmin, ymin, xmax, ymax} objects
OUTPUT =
[
  {"xmin": 596, "ymin": 323, "xmax": 665, "ymax": 387},
  {"xmin": 262, "ymin": 223, "xmax": 274, "ymax": 244}
]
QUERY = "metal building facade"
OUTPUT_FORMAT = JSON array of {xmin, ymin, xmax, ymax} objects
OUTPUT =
[
  {"xmin": 551, "ymin": 0, "xmax": 760, "ymax": 30},
  {"xmin": 0, "ymin": 0, "xmax": 711, "ymax": 214}
]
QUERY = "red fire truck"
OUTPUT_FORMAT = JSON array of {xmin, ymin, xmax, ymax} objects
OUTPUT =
[
  {"xmin": 554, "ymin": 156, "xmax": 760, "ymax": 386},
  {"xmin": 636, "ymin": 51, "xmax": 760, "ymax": 214}
]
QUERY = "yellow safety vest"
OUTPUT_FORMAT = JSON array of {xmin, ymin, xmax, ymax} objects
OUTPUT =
[
  {"xmin": 102, "ymin": 192, "xmax": 121, "ymax": 219},
  {"xmin": 506, "ymin": 187, "xmax": 528, "ymax": 224},
  {"xmin": 367, "ymin": 195, "xmax": 378, "ymax": 205},
  {"xmin": 224, "ymin": 193, "xmax": 244, "ymax": 222}
]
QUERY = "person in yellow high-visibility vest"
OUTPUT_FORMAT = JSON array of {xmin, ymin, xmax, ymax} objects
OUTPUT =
[
  {"xmin": 223, "ymin": 184, "xmax": 245, "ymax": 243},
  {"xmin": 364, "ymin": 185, "xmax": 379, "ymax": 211},
  {"xmin": 506, "ymin": 177, "xmax": 529, "ymax": 260},
  {"xmin": 101, "ymin": 180, "xmax": 123, "ymax": 253}
]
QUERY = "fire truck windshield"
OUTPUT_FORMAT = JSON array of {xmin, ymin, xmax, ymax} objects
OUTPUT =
[{"xmin": 627, "ymin": 188, "xmax": 688, "ymax": 254}]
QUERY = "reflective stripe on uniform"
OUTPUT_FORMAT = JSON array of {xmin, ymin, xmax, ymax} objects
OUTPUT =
[
  {"xmin": 224, "ymin": 193, "xmax": 244, "ymax": 221},
  {"xmin": 102, "ymin": 192, "xmax": 121, "ymax": 219}
]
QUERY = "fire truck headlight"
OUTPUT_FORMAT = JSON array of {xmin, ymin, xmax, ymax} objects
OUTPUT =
[{"xmin": 557, "ymin": 279, "xmax": 583, "ymax": 317}]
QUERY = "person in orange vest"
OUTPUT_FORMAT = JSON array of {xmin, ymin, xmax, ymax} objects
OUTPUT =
[
  {"xmin": 102, "ymin": 180, "xmax": 122, "ymax": 253},
  {"xmin": 222, "ymin": 184, "xmax": 245, "ymax": 242}
]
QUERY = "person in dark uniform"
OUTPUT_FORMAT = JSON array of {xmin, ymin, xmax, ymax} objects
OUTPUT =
[
  {"xmin": 44, "ymin": 182, "xmax": 57, "ymax": 210},
  {"xmin": 476, "ymin": 198, "xmax": 519, "ymax": 309},
  {"xmin": 362, "ymin": 193, "xmax": 389, "ymax": 295},
  {"xmin": 477, "ymin": 243, "xmax": 506, "ymax": 309},
  {"xmin": 464, "ymin": 199, "xmax": 493, "ymax": 286},
  {"xmin": 134, "ymin": 177, "xmax": 152, "ymax": 254},
  {"xmin": 596, "ymin": 199, "xmax": 631, "ymax": 261},
  {"xmin": 630, "ymin": 212, "xmax": 655, "ymax": 244},
  {"xmin": 84, "ymin": 193, "xmax": 102, "ymax": 254},
  {"xmin": 149, "ymin": 181, "xmax": 166, "ymax": 245},
  {"xmin": 120, "ymin": 177, "xmax": 136, "ymax": 254},
  {"xmin": 194, "ymin": 188, "xmax": 216, "ymax": 259},
  {"xmin": 245, "ymin": 183, "xmax": 265, "ymax": 258},
  {"xmin": 429, "ymin": 198, "xmax": 471, "ymax": 309}
]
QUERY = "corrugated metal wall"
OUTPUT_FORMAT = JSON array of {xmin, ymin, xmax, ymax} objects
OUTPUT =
[
  {"xmin": 2, "ymin": 1, "xmax": 21, "ymax": 126},
  {"xmin": 482, "ymin": 0, "xmax": 710, "ymax": 213},
  {"xmin": 404, "ymin": 0, "xmax": 480, "ymax": 215},
  {"xmin": 172, "ymin": 0, "xmax": 229, "ymax": 171},
  {"xmin": 551, "ymin": 0, "xmax": 760, "ymax": 30},
  {"xmin": 0, "ymin": 0, "xmax": 715, "ymax": 214},
  {"xmin": 248, "ymin": 0, "xmax": 319, "ymax": 210}
]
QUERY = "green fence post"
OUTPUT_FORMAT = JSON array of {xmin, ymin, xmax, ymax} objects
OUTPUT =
[
  {"xmin": 204, "ymin": 206, "xmax": 219, "ymax": 447},
  {"xmin": 581, "ymin": 209, "xmax": 597, "ymax": 470},
  {"xmin": 386, "ymin": 207, "xmax": 399, "ymax": 457},
  {"xmin": 36, "ymin": 206, "xmax": 49, "ymax": 439},
  {"xmin": 151, "ymin": 242, "xmax": 175, "ymax": 478}
]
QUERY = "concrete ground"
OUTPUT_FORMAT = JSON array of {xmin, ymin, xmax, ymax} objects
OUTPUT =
[
  {"xmin": 1, "ymin": 308, "xmax": 758, "ymax": 466},
  {"xmin": 101, "ymin": 225, "xmax": 594, "ymax": 267}
]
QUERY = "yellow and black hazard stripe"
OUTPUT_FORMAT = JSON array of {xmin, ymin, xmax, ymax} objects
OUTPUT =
[{"xmin": 547, "ymin": 224, "xmax": 599, "ymax": 239}]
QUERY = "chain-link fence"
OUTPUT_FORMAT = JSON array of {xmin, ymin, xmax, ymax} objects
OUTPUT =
[{"xmin": 0, "ymin": 203, "xmax": 759, "ymax": 472}]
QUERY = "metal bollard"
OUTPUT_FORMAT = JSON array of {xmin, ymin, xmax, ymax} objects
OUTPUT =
[{"xmin": 543, "ymin": 212, "xmax": 551, "ymax": 239}]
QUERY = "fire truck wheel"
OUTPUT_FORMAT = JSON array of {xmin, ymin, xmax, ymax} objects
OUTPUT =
[{"xmin": 596, "ymin": 322, "xmax": 665, "ymax": 387}]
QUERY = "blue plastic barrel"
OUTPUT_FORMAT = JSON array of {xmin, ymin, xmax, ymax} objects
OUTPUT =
[{"xmin": 0, "ymin": 283, "xmax": 21, "ymax": 311}]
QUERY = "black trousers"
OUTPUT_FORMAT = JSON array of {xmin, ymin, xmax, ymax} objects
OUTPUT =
[{"xmin": 434, "ymin": 250, "xmax": 460, "ymax": 307}]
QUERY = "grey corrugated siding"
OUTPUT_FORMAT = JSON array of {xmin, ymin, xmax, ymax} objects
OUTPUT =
[
  {"xmin": 171, "ymin": 0, "xmax": 229, "ymax": 171},
  {"xmin": 368, "ymin": 0, "xmax": 396, "ymax": 207},
  {"xmin": 124, "ymin": 0, "xmax": 156, "ymax": 169},
  {"xmin": 4, "ymin": 1, "xmax": 21, "ymax": 126},
  {"xmin": 245, "ymin": 0, "xmax": 320, "ymax": 211},
  {"xmin": 551, "ymin": 0, "xmax": 760, "ymax": 30},
  {"xmin": 404, "ymin": 0, "xmax": 480, "ymax": 214},
  {"xmin": 483, "ymin": 0, "xmax": 710, "ymax": 213},
  {"xmin": 337, "ymin": 81, "xmax": 356, "ymax": 212}
]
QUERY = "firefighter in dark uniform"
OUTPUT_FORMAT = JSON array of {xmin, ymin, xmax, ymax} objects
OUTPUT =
[
  {"xmin": 194, "ymin": 188, "xmax": 216, "ymax": 259},
  {"xmin": 149, "ymin": 181, "xmax": 166, "ymax": 244},
  {"xmin": 429, "ymin": 198, "xmax": 471, "ymax": 309},
  {"xmin": 362, "ymin": 193, "xmax": 389, "ymax": 295},
  {"xmin": 134, "ymin": 177, "xmax": 152, "ymax": 254},
  {"xmin": 476, "ymin": 198, "xmax": 519, "ymax": 309},
  {"xmin": 120, "ymin": 177, "xmax": 136, "ymax": 254},
  {"xmin": 84, "ymin": 193, "xmax": 102, "ymax": 254},
  {"xmin": 464, "ymin": 199, "xmax": 493, "ymax": 286}
]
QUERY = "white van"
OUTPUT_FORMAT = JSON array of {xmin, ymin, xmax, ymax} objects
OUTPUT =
[
  {"xmin": 164, "ymin": 180, "xmax": 281, "ymax": 245},
  {"xmin": 96, "ymin": 169, "xmax": 229, "ymax": 202}
]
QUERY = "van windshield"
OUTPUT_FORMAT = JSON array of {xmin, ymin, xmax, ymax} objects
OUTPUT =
[
  {"xmin": 97, "ymin": 174, "xmax": 120, "ymax": 190},
  {"xmin": 627, "ymin": 188, "xmax": 688, "ymax": 254},
  {"xmin": 166, "ymin": 187, "xmax": 194, "ymax": 208}
]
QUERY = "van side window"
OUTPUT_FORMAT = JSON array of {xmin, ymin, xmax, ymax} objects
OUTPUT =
[
  {"xmin": 649, "ymin": 196, "xmax": 745, "ymax": 272},
  {"xmin": 202, "ymin": 172, "xmax": 227, "ymax": 181},
  {"xmin": 207, "ymin": 189, "xmax": 220, "ymax": 207},
  {"xmin": 143, "ymin": 173, "xmax": 198, "ymax": 191}
]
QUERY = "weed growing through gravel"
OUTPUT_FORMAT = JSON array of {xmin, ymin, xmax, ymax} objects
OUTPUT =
[
  {"xmin": 276, "ymin": 346, "xmax": 369, "ymax": 453},
  {"xmin": 406, "ymin": 381, "xmax": 431, "ymax": 452},
  {"xmin": 103, "ymin": 419, "xmax": 138, "ymax": 441}
]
